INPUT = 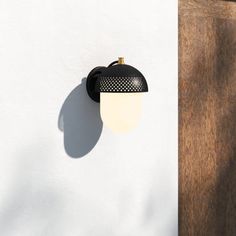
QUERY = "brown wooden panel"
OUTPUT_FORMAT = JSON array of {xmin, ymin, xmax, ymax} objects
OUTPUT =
[
  {"xmin": 179, "ymin": 1, "xmax": 236, "ymax": 235},
  {"xmin": 179, "ymin": 0, "xmax": 236, "ymax": 19}
]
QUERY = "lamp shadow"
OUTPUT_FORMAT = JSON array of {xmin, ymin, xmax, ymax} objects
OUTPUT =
[{"xmin": 58, "ymin": 78, "xmax": 103, "ymax": 158}]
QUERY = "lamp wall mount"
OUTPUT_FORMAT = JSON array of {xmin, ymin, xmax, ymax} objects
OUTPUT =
[{"xmin": 86, "ymin": 66, "xmax": 106, "ymax": 103}]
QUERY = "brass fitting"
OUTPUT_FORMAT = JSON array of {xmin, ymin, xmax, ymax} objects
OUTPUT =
[{"xmin": 118, "ymin": 57, "xmax": 124, "ymax": 64}]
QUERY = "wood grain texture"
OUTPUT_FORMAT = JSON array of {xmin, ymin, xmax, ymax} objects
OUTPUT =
[
  {"xmin": 179, "ymin": 0, "xmax": 236, "ymax": 19},
  {"xmin": 179, "ymin": 1, "xmax": 236, "ymax": 235}
]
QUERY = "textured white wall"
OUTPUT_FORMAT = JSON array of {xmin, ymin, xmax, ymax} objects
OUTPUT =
[{"xmin": 0, "ymin": 0, "xmax": 177, "ymax": 235}]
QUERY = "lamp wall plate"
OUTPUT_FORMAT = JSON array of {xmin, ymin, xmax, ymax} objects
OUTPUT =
[{"xmin": 86, "ymin": 66, "xmax": 106, "ymax": 103}]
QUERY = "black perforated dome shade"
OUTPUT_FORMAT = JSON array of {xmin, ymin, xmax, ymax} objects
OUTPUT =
[{"xmin": 95, "ymin": 64, "xmax": 148, "ymax": 93}]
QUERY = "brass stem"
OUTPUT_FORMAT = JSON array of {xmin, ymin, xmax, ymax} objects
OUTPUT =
[{"xmin": 118, "ymin": 57, "xmax": 124, "ymax": 64}]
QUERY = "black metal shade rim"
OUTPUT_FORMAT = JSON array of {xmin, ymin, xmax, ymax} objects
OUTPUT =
[
  {"xmin": 99, "ymin": 90, "xmax": 148, "ymax": 93},
  {"xmin": 95, "ymin": 76, "xmax": 148, "ymax": 93}
]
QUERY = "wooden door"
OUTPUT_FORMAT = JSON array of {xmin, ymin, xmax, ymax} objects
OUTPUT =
[{"xmin": 179, "ymin": 1, "xmax": 236, "ymax": 235}]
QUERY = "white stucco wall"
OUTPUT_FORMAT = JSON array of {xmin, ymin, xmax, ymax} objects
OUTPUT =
[{"xmin": 0, "ymin": 0, "xmax": 177, "ymax": 235}]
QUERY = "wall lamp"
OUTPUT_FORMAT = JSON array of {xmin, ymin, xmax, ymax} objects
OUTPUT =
[{"xmin": 86, "ymin": 57, "xmax": 148, "ymax": 133}]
